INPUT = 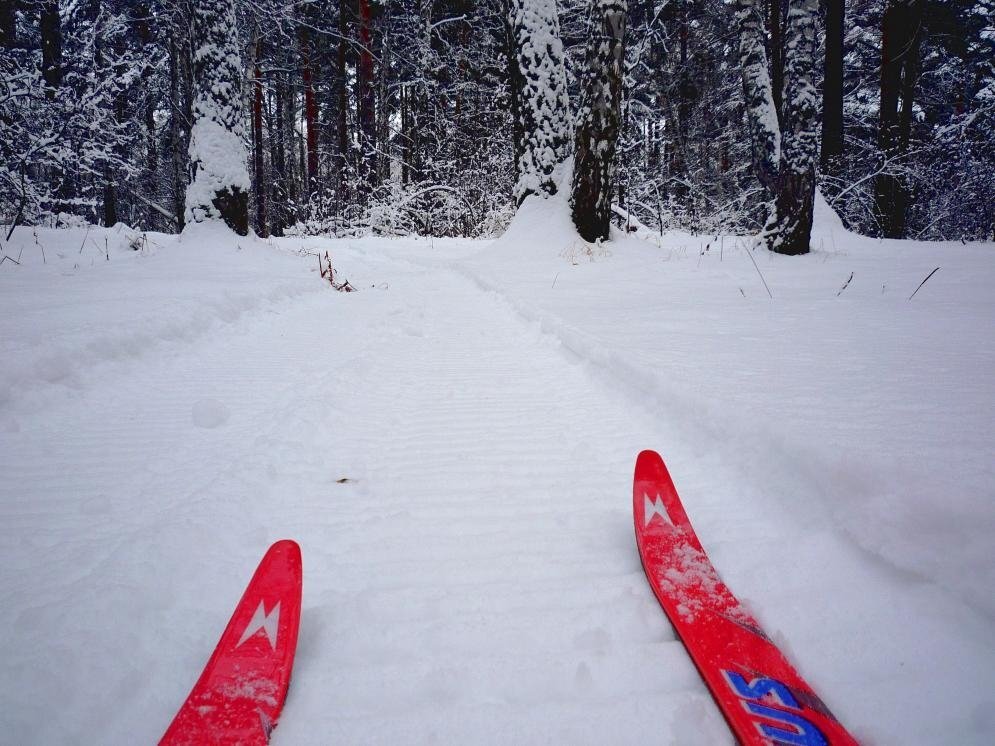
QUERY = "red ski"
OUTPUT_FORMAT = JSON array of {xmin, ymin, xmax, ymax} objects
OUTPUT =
[
  {"xmin": 633, "ymin": 451, "xmax": 858, "ymax": 746},
  {"xmin": 160, "ymin": 540, "xmax": 302, "ymax": 746}
]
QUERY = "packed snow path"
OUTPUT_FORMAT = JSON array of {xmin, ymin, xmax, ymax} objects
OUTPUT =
[{"xmin": 1, "ymin": 223, "xmax": 993, "ymax": 744}]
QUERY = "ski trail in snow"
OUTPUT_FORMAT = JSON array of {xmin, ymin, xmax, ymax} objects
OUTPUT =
[
  {"xmin": 0, "ymin": 249, "xmax": 728, "ymax": 745},
  {"xmin": 3, "ymin": 238, "xmax": 993, "ymax": 745}
]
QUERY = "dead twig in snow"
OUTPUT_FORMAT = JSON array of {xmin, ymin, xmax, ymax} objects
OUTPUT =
[
  {"xmin": 742, "ymin": 239, "xmax": 773, "ymax": 299},
  {"xmin": 908, "ymin": 267, "xmax": 940, "ymax": 300},
  {"xmin": 78, "ymin": 225, "xmax": 91, "ymax": 254},
  {"xmin": 836, "ymin": 272, "xmax": 854, "ymax": 296},
  {"xmin": 320, "ymin": 250, "xmax": 355, "ymax": 292}
]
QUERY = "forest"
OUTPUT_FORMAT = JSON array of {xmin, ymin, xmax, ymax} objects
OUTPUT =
[
  {"xmin": 2, "ymin": 2, "xmax": 995, "ymax": 744},
  {"xmin": 2, "ymin": 0, "xmax": 993, "ymax": 252}
]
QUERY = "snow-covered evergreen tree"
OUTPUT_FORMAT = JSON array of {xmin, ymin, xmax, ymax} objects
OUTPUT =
[
  {"xmin": 571, "ymin": 0, "xmax": 626, "ymax": 241},
  {"xmin": 185, "ymin": 0, "xmax": 250, "ymax": 234},
  {"xmin": 508, "ymin": 0, "xmax": 572, "ymax": 204}
]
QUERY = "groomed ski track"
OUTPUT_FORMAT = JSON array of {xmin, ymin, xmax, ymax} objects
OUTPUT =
[{"xmin": 1, "ymin": 233, "xmax": 992, "ymax": 744}]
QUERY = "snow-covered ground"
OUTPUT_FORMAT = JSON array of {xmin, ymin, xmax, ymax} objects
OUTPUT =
[{"xmin": 1, "ymin": 201, "xmax": 992, "ymax": 744}]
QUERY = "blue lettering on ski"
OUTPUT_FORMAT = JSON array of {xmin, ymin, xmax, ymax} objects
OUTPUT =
[
  {"xmin": 722, "ymin": 670, "xmax": 828, "ymax": 746},
  {"xmin": 743, "ymin": 702, "xmax": 828, "ymax": 746},
  {"xmin": 723, "ymin": 670, "xmax": 800, "ymax": 709}
]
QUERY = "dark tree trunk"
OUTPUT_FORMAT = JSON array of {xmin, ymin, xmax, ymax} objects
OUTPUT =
[
  {"xmin": 103, "ymin": 183, "xmax": 118, "ymax": 226},
  {"xmin": 300, "ymin": 26, "xmax": 320, "ymax": 194},
  {"xmin": 768, "ymin": 0, "xmax": 820, "ymax": 255},
  {"xmin": 502, "ymin": 6, "xmax": 524, "ymax": 189},
  {"xmin": 272, "ymin": 75, "xmax": 287, "ymax": 236},
  {"xmin": 168, "ymin": 32, "xmax": 187, "ymax": 231},
  {"xmin": 1, "ymin": 0, "xmax": 16, "ymax": 49},
  {"xmin": 133, "ymin": 4, "xmax": 160, "ymax": 229},
  {"xmin": 357, "ymin": 0, "xmax": 376, "ymax": 185},
  {"xmin": 571, "ymin": 0, "xmax": 628, "ymax": 242},
  {"xmin": 102, "ymin": 15, "xmax": 129, "ymax": 229},
  {"xmin": 253, "ymin": 34, "xmax": 267, "ymax": 236},
  {"xmin": 376, "ymin": 37, "xmax": 390, "ymax": 185},
  {"xmin": 337, "ymin": 0, "xmax": 348, "ymax": 192},
  {"xmin": 283, "ymin": 78, "xmax": 299, "ymax": 216},
  {"xmin": 39, "ymin": 1, "xmax": 61, "ymax": 96},
  {"xmin": 874, "ymin": 0, "xmax": 925, "ymax": 238},
  {"xmin": 768, "ymin": 0, "xmax": 784, "ymax": 126},
  {"xmin": 400, "ymin": 84, "xmax": 410, "ymax": 185},
  {"xmin": 821, "ymin": 0, "xmax": 844, "ymax": 172}
]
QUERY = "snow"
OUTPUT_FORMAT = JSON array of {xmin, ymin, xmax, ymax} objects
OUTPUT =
[
  {"xmin": 1, "ymin": 197, "xmax": 993, "ymax": 744},
  {"xmin": 186, "ymin": 116, "xmax": 251, "ymax": 223}
]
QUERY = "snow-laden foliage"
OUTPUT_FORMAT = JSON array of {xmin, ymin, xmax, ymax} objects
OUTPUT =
[
  {"xmin": 0, "ymin": 2, "xmax": 144, "ymax": 232},
  {"xmin": 508, "ymin": 0, "xmax": 573, "ymax": 204},
  {"xmin": 820, "ymin": 0, "xmax": 995, "ymax": 240},
  {"xmin": 612, "ymin": 0, "xmax": 761, "ymax": 236},
  {"xmin": 3, "ymin": 0, "xmax": 993, "ymax": 240},
  {"xmin": 185, "ymin": 0, "xmax": 250, "ymax": 234}
]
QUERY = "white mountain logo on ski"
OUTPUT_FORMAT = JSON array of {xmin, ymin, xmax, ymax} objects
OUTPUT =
[
  {"xmin": 237, "ymin": 601, "xmax": 281, "ymax": 650},
  {"xmin": 644, "ymin": 494, "xmax": 673, "ymax": 528}
]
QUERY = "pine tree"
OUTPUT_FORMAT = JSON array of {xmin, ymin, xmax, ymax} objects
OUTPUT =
[
  {"xmin": 507, "ymin": 0, "xmax": 572, "ymax": 204},
  {"xmin": 185, "ymin": 0, "xmax": 250, "ymax": 234},
  {"xmin": 571, "ymin": 0, "xmax": 627, "ymax": 241}
]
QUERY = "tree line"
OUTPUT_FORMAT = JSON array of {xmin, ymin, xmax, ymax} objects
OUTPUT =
[{"xmin": 2, "ymin": 0, "xmax": 992, "ymax": 253}]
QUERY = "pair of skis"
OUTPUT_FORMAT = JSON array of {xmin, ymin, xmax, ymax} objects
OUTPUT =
[{"xmin": 160, "ymin": 453, "xmax": 856, "ymax": 744}]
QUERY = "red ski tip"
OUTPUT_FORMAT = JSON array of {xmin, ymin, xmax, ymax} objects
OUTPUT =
[
  {"xmin": 633, "ymin": 452, "xmax": 859, "ymax": 745},
  {"xmin": 160, "ymin": 540, "xmax": 303, "ymax": 745}
]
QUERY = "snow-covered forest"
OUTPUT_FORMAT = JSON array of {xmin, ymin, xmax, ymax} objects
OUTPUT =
[
  {"xmin": 1, "ymin": 1, "xmax": 994, "ymax": 744},
  {"xmin": 2, "ymin": 0, "xmax": 993, "ymax": 242}
]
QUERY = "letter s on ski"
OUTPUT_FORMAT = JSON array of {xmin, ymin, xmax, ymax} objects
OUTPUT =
[{"xmin": 721, "ymin": 670, "xmax": 828, "ymax": 746}]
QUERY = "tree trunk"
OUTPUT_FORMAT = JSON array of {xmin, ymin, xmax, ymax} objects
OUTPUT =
[
  {"xmin": 768, "ymin": 0, "xmax": 819, "ymax": 254},
  {"xmin": 357, "ymin": 0, "xmax": 376, "ymax": 185},
  {"xmin": 503, "ymin": 6, "xmax": 524, "ymax": 190},
  {"xmin": 734, "ymin": 0, "xmax": 780, "ymax": 192},
  {"xmin": 821, "ymin": 0, "xmax": 844, "ymax": 172},
  {"xmin": 768, "ymin": 0, "xmax": 784, "ymax": 125},
  {"xmin": 571, "ymin": 0, "xmax": 628, "ymax": 242},
  {"xmin": 272, "ymin": 75, "xmax": 287, "ymax": 235},
  {"xmin": 874, "ymin": 0, "xmax": 925, "ymax": 238},
  {"xmin": 507, "ymin": 0, "xmax": 572, "ymax": 204},
  {"xmin": 300, "ymin": 25, "xmax": 319, "ymax": 195},
  {"xmin": 253, "ymin": 34, "xmax": 267, "ymax": 236},
  {"xmin": 1, "ymin": 0, "xmax": 17, "ymax": 49},
  {"xmin": 186, "ymin": 0, "xmax": 250, "ymax": 234},
  {"xmin": 377, "ymin": 35, "xmax": 390, "ymax": 185},
  {"xmin": 400, "ymin": 84, "xmax": 410, "ymax": 185},
  {"xmin": 337, "ymin": 0, "xmax": 349, "ymax": 197},
  {"xmin": 168, "ymin": 31, "xmax": 187, "ymax": 231},
  {"xmin": 39, "ymin": 1, "xmax": 61, "ymax": 96}
]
